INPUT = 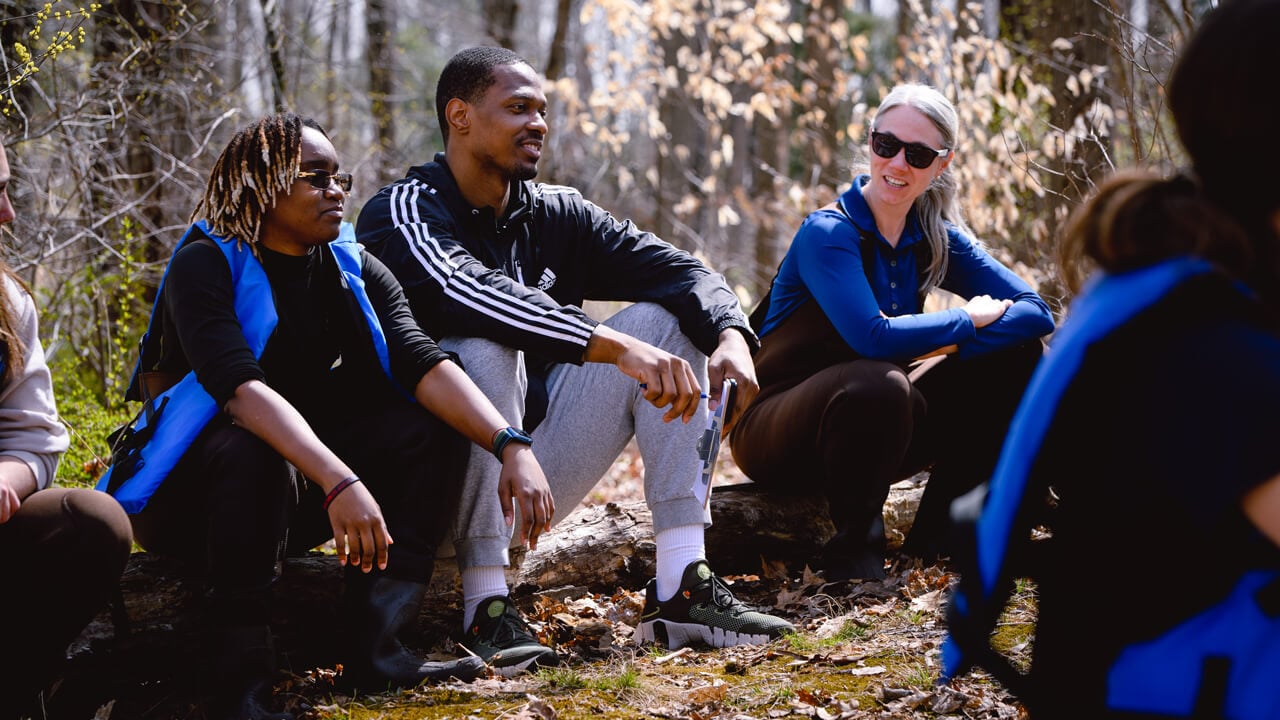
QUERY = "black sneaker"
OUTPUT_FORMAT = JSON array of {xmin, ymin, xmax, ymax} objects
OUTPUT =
[
  {"xmin": 462, "ymin": 596, "xmax": 560, "ymax": 675},
  {"xmin": 635, "ymin": 560, "xmax": 796, "ymax": 649}
]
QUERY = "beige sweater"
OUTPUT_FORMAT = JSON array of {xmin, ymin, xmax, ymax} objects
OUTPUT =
[{"xmin": 0, "ymin": 276, "xmax": 69, "ymax": 490}]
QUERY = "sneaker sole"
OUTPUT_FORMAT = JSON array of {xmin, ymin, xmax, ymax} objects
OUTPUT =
[
  {"xmin": 492, "ymin": 655, "xmax": 542, "ymax": 678},
  {"xmin": 635, "ymin": 619, "xmax": 771, "ymax": 649}
]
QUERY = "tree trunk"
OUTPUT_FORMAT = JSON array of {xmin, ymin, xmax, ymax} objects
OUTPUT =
[
  {"xmin": 258, "ymin": 0, "xmax": 288, "ymax": 111},
  {"xmin": 482, "ymin": 0, "xmax": 520, "ymax": 49},
  {"xmin": 367, "ymin": 0, "xmax": 394, "ymax": 177},
  {"xmin": 545, "ymin": 0, "xmax": 575, "ymax": 80}
]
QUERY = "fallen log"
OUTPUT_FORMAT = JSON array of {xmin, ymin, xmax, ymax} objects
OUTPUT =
[
  {"xmin": 513, "ymin": 482, "xmax": 837, "ymax": 592},
  {"xmin": 55, "ymin": 485, "xmax": 837, "ymax": 714},
  {"xmin": 76, "ymin": 486, "xmax": 833, "ymax": 649}
]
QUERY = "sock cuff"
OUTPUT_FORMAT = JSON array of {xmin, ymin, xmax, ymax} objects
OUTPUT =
[{"xmin": 462, "ymin": 565, "xmax": 510, "ymax": 629}]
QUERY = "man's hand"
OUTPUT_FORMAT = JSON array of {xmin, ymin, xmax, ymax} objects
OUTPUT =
[
  {"xmin": 327, "ymin": 480, "xmax": 394, "ymax": 573},
  {"xmin": 707, "ymin": 328, "xmax": 758, "ymax": 435},
  {"xmin": 586, "ymin": 325, "xmax": 702, "ymax": 423},
  {"xmin": 497, "ymin": 445, "xmax": 554, "ymax": 550}
]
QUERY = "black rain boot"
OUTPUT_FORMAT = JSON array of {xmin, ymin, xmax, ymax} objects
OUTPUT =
[
  {"xmin": 341, "ymin": 571, "xmax": 486, "ymax": 690},
  {"xmin": 208, "ymin": 625, "xmax": 294, "ymax": 720}
]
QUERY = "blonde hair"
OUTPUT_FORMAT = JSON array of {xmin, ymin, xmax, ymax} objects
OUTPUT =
[
  {"xmin": 872, "ymin": 83, "xmax": 971, "ymax": 294},
  {"xmin": 0, "ymin": 265, "xmax": 28, "ymax": 383}
]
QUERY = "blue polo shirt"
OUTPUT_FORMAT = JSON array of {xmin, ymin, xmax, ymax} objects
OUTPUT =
[{"xmin": 759, "ymin": 175, "xmax": 1053, "ymax": 361}]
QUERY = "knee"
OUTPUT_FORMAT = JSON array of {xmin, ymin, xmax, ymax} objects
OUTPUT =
[
  {"xmin": 605, "ymin": 303, "xmax": 702, "ymax": 362},
  {"xmin": 53, "ymin": 488, "xmax": 132, "ymax": 577},
  {"xmin": 438, "ymin": 335, "xmax": 524, "ymax": 391},
  {"xmin": 438, "ymin": 335, "xmax": 519, "ymax": 370},
  {"xmin": 824, "ymin": 365, "xmax": 914, "ymax": 434},
  {"xmin": 206, "ymin": 427, "xmax": 292, "ymax": 500},
  {"xmin": 61, "ymin": 488, "xmax": 132, "ymax": 545},
  {"xmin": 833, "ymin": 363, "xmax": 912, "ymax": 410}
]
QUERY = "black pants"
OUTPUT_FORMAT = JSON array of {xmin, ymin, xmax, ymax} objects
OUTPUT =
[
  {"xmin": 0, "ymin": 487, "xmax": 132, "ymax": 716},
  {"xmin": 132, "ymin": 383, "xmax": 468, "ymax": 625},
  {"xmin": 733, "ymin": 340, "xmax": 1042, "ymax": 574}
]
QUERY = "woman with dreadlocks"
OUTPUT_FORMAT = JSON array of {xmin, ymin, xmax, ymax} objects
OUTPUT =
[{"xmin": 100, "ymin": 114, "xmax": 553, "ymax": 719}]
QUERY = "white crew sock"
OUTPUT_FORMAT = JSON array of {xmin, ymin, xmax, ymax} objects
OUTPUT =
[
  {"xmin": 655, "ymin": 524, "xmax": 707, "ymax": 601},
  {"xmin": 462, "ymin": 565, "xmax": 510, "ymax": 630}
]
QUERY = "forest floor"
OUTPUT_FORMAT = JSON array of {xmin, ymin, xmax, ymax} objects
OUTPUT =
[{"xmin": 84, "ymin": 444, "xmax": 1035, "ymax": 720}]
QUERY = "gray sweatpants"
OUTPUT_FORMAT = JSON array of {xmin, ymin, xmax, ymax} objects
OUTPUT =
[{"xmin": 439, "ymin": 302, "xmax": 713, "ymax": 571}]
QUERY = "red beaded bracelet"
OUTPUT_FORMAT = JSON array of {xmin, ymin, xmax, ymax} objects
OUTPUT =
[{"xmin": 322, "ymin": 476, "xmax": 361, "ymax": 511}]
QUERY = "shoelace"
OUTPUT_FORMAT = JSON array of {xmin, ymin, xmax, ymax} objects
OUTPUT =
[{"xmin": 697, "ymin": 574, "xmax": 748, "ymax": 615}]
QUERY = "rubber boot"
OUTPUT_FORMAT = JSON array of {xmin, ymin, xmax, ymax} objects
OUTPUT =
[
  {"xmin": 341, "ymin": 571, "xmax": 485, "ymax": 690},
  {"xmin": 208, "ymin": 625, "xmax": 294, "ymax": 720}
]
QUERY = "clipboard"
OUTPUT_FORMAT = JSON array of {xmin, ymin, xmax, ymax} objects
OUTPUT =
[{"xmin": 691, "ymin": 378, "xmax": 736, "ymax": 508}]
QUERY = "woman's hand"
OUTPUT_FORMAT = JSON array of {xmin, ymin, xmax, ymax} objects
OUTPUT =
[
  {"xmin": 0, "ymin": 456, "xmax": 36, "ymax": 523},
  {"xmin": 961, "ymin": 294, "xmax": 1013, "ymax": 328},
  {"xmin": 326, "ymin": 479, "xmax": 393, "ymax": 572}
]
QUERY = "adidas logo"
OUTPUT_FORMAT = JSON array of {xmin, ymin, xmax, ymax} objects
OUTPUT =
[{"xmin": 536, "ymin": 268, "xmax": 557, "ymax": 291}]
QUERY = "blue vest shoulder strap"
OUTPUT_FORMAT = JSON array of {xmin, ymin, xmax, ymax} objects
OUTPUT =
[
  {"xmin": 330, "ymin": 222, "xmax": 391, "ymax": 378},
  {"xmin": 98, "ymin": 222, "xmax": 276, "ymax": 513},
  {"xmin": 943, "ymin": 257, "xmax": 1214, "ymax": 684}
]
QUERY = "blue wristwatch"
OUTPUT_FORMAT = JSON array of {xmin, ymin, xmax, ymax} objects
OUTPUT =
[{"xmin": 491, "ymin": 426, "xmax": 533, "ymax": 461}]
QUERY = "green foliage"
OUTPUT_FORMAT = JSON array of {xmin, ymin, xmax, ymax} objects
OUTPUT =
[
  {"xmin": 785, "ymin": 618, "xmax": 870, "ymax": 653},
  {"xmin": 535, "ymin": 665, "xmax": 589, "ymax": 690},
  {"xmin": 53, "ymin": 368, "xmax": 132, "ymax": 488},
  {"xmin": 45, "ymin": 219, "xmax": 149, "ymax": 488},
  {"xmin": 587, "ymin": 661, "xmax": 641, "ymax": 691}
]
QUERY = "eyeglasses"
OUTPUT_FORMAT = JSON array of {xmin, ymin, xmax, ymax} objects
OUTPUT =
[
  {"xmin": 296, "ymin": 169, "xmax": 353, "ymax": 192},
  {"xmin": 870, "ymin": 131, "xmax": 950, "ymax": 170}
]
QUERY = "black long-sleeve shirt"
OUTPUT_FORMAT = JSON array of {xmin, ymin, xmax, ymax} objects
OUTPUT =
[
  {"xmin": 156, "ymin": 238, "xmax": 450, "ymax": 415},
  {"xmin": 355, "ymin": 154, "xmax": 757, "ymax": 366}
]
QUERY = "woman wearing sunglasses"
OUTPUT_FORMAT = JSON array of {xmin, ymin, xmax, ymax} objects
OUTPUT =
[
  {"xmin": 102, "ymin": 113, "xmax": 553, "ymax": 718},
  {"xmin": 731, "ymin": 83, "xmax": 1053, "ymax": 581}
]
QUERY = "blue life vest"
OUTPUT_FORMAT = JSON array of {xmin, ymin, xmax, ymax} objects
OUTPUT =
[
  {"xmin": 943, "ymin": 257, "xmax": 1280, "ymax": 718},
  {"xmin": 98, "ymin": 221, "xmax": 390, "ymax": 513}
]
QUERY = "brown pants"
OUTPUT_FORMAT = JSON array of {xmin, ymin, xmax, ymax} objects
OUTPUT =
[
  {"xmin": 732, "ymin": 340, "xmax": 1042, "ymax": 578},
  {"xmin": 0, "ymin": 487, "xmax": 132, "ymax": 715}
]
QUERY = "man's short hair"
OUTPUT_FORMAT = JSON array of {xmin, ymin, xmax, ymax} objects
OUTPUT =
[{"xmin": 436, "ymin": 46, "xmax": 530, "ymax": 144}]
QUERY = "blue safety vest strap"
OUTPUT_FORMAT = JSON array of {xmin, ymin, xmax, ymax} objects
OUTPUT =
[
  {"xmin": 331, "ymin": 222, "xmax": 392, "ymax": 378},
  {"xmin": 942, "ymin": 256, "xmax": 1214, "ymax": 681},
  {"xmin": 97, "ymin": 222, "xmax": 277, "ymax": 513}
]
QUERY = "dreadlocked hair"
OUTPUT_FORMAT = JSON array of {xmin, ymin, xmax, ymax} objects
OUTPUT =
[
  {"xmin": 189, "ymin": 113, "xmax": 315, "ymax": 250},
  {"xmin": 0, "ymin": 263, "xmax": 30, "ymax": 383}
]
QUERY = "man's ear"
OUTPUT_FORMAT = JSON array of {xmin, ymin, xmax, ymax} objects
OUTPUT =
[{"xmin": 445, "ymin": 97, "xmax": 470, "ymax": 136}]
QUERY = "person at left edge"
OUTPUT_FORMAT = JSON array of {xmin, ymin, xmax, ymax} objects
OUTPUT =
[
  {"xmin": 99, "ymin": 114, "xmax": 552, "ymax": 718},
  {"xmin": 0, "ymin": 138, "xmax": 132, "ymax": 719}
]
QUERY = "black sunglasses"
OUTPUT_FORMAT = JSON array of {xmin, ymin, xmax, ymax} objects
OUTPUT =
[
  {"xmin": 296, "ymin": 169, "xmax": 353, "ymax": 193},
  {"xmin": 870, "ymin": 131, "xmax": 949, "ymax": 170}
]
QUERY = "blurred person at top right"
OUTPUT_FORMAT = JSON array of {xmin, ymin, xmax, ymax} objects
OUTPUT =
[{"xmin": 731, "ymin": 83, "xmax": 1054, "ymax": 581}]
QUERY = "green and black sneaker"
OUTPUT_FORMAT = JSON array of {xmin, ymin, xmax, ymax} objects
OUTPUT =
[
  {"xmin": 635, "ymin": 560, "xmax": 796, "ymax": 649},
  {"xmin": 462, "ymin": 596, "xmax": 560, "ymax": 676}
]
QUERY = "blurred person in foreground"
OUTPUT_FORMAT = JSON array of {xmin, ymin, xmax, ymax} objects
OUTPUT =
[
  {"xmin": 943, "ymin": 1, "xmax": 1280, "ymax": 716},
  {"xmin": 731, "ymin": 83, "xmax": 1053, "ymax": 581},
  {"xmin": 356, "ymin": 45, "xmax": 795, "ymax": 672},
  {"xmin": 0, "ymin": 137, "xmax": 132, "ymax": 719},
  {"xmin": 100, "ymin": 113, "xmax": 554, "ymax": 718}
]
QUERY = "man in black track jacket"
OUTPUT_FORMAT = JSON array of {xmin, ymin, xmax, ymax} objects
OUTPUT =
[{"xmin": 356, "ymin": 46, "xmax": 794, "ymax": 673}]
